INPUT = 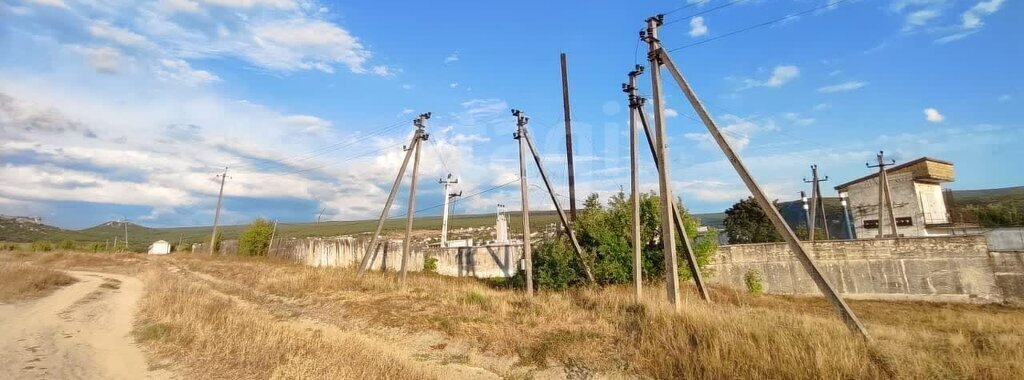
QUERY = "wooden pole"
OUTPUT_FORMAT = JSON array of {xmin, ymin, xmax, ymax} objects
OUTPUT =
[
  {"xmin": 514, "ymin": 110, "xmax": 534, "ymax": 297},
  {"xmin": 657, "ymin": 43, "xmax": 870, "ymax": 339},
  {"xmin": 268, "ymin": 220, "xmax": 278, "ymax": 255},
  {"xmin": 560, "ymin": 53, "xmax": 578, "ymax": 222},
  {"xmin": 357, "ymin": 117, "xmax": 426, "ymax": 273},
  {"xmin": 522, "ymin": 123, "xmax": 596, "ymax": 284},
  {"xmin": 209, "ymin": 167, "xmax": 227, "ymax": 254}
]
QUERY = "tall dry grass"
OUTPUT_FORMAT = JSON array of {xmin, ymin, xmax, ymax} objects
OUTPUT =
[
  {"xmin": 171, "ymin": 254, "xmax": 1024, "ymax": 379},
  {"xmin": 0, "ymin": 262, "xmax": 77, "ymax": 303},
  {"xmin": 133, "ymin": 268, "xmax": 437, "ymax": 380}
]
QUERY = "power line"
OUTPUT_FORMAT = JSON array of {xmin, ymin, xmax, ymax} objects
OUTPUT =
[
  {"xmin": 249, "ymin": 142, "xmax": 405, "ymax": 179},
  {"xmin": 667, "ymin": 0, "xmax": 857, "ymax": 52},
  {"xmin": 661, "ymin": 0, "xmax": 714, "ymax": 16},
  {"xmin": 662, "ymin": 0, "xmax": 748, "ymax": 27},
  {"xmin": 226, "ymin": 119, "xmax": 408, "ymax": 171}
]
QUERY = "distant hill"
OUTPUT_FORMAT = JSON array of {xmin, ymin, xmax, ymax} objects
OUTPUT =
[
  {"xmin": 950, "ymin": 186, "xmax": 1024, "ymax": 204},
  {"xmin": 0, "ymin": 215, "xmax": 69, "ymax": 242}
]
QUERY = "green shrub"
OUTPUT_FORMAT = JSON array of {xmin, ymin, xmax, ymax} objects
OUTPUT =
[
  {"xmin": 744, "ymin": 269, "xmax": 764, "ymax": 295},
  {"xmin": 87, "ymin": 242, "xmax": 105, "ymax": 252},
  {"xmin": 31, "ymin": 240, "xmax": 54, "ymax": 252},
  {"xmin": 423, "ymin": 257, "xmax": 438, "ymax": 274},
  {"xmin": 59, "ymin": 239, "xmax": 77, "ymax": 250},
  {"xmin": 238, "ymin": 218, "xmax": 273, "ymax": 256}
]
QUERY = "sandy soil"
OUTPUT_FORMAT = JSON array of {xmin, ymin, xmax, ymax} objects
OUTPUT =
[{"xmin": 0, "ymin": 271, "xmax": 173, "ymax": 379}]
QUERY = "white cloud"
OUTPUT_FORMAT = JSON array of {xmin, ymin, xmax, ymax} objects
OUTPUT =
[
  {"xmin": 89, "ymin": 21, "xmax": 152, "ymax": 48},
  {"xmin": 400, "ymin": 108, "xmax": 414, "ymax": 115},
  {"xmin": 784, "ymin": 112, "xmax": 815, "ymax": 126},
  {"xmin": 160, "ymin": 0, "xmax": 202, "ymax": 13},
  {"xmin": 401, "ymin": 84, "xmax": 413, "ymax": 90},
  {"xmin": 444, "ymin": 53, "xmax": 459, "ymax": 63},
  {"xmin": 247, "ymin": 19, "xmax": 373, "ymax": 73},
  {"xmin": 278, "ymin": 114, "xmax": 332, "ymax": 134},
  {"xmin": 738, "ymin": 65, "xmax": 799, "ymax": 90},
  {"xmin": 904, "ymin": 9, "xmax": 941, "ymax": 29},
  {"xmin": 812, "ymin": 103, "xmax": 831, "ymax": 111},
  {"xmin": 198, "ymin": 0, "xmax": 298, "ymax": 9},
  {"xmin": 449, "ymin": 82, "xmax": 459, "ymax": 88},
  {"xmin": 155, "ymin": 59, "xmax": 220, "ymax": 86},
  {"xmin": 73, "ymin": 46, "xmax": 122, "ymax": 73},
  {"xmin": 962, "ymin": 0, "xmax": 1005, "ymax": 29},
  {"xmin": 684, "ymin": 114, "xmax": 776, "ymax": 152},
  {"xmin": 924, "ymin": 107, "xmax": 944, "ymax": 122},
  {"xmin": 689, "ymin": 16, "xmax": 708, "ymax": 37},
  {"xmin": 370, "ymin": 65, "xmax": 396, "ymax": 77},
  {"xmin": 818, "ymin": 81, "xmax": 867, "ymax": 93},
  {"xmin": 26, "ymin": 0, "xmax": 68, "ymax": 9},
  {"xmin": 451, "ymin": 134, "xmax": 490, "ymax": 144},
  {"xmin": 664, "ymin": 108, "xmax": 679, "ymax": 118}
]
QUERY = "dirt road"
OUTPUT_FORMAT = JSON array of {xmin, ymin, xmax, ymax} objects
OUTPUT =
[{"xmin": 0, "ymin": 271, "xmax": 173, "ymax": 379}]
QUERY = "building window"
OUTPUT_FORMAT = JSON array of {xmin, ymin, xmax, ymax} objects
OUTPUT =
[
  {"xmin": 863, "ymin": 220, "xmax": 878, "ymax": 229},
  {"xmin": 895, "ymin": 217, "xmax": 914, "ymax": 227}
]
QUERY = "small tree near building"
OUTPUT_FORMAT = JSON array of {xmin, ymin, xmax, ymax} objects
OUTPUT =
[
  {"xmin": 724, "ymin": 197, "xmax": 782, "ymax": 244},
  {"xmin": 238, "ymin": 218, "xmax": 274, "ymax": 256}
]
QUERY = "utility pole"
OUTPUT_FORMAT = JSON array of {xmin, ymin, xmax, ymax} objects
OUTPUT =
[
  {"xmin": 317, "ymin": 208, "xmax": 326, "ymax": 225},
  {"xmin": 514, "ymin": 110, "xmax": 535, "ymax": 297},
  {"xmin": 804, "ymin": 165, "xmax": 831, "ymax": 241},
  {"xmin": 123, "ymin": 217, "xmax": 129, "ymax": 251},
  {"xmin": 867, "ymin": 151, "xmax": 898, "ymax": 238},
  {"xmin": 268, "ymin": 220, "xmax": 278, "ymax": 255},
  {"xmin": 518, "ymin": 110, "xmax": 596, "ymax": 284},
  {"xmin": 800, "ymin": 191, "xmax": 811, "ymax": 234},
  {"xmin": 839, "ymin": 191, "xmax": 855, "ymax": 239},
  {"xmin": 652, "ymin": 14, "xmax": 870, "ymax": 339},
  {"xmin": 209, "ymin": 167, "xmax": 228, "ymax": 255},
  {"xmin": 399, "ymin": 113, "xmax": 429, "ymax": 287},
  {"xmin": 439, "ymin": 174, "xmax": 461, "ymax": 247},
  {"xmin": 560, "ymin": 53, "xmax": 578, "ymax": 222},
  {"xmin": 358, "ymin": 114, "xmax": 430, "ymax": 274},
  {"xmin": 633, "ymin": 84, "xmax": 711, "ymax": 302},
  {"xmin": 626, "ymin": 65, "xmax": 644, "ymax": 301},
  {"xmin": 642, "ymin": 16, "xmax": 683, "ymax": 310}
]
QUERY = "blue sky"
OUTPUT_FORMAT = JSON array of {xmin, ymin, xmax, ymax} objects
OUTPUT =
[{"xmin": 0, "ymin": 0, "xmax": 1020, "ymax": 229}]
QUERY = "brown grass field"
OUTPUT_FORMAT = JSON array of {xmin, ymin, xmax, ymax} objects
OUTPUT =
[
  {"xmin": 2, "ymin": 250, "xmax": 1023, "ymax": 379},
  {"xmin": 0, "ymin": 257, "xmax": 77, "ymax": 303}
]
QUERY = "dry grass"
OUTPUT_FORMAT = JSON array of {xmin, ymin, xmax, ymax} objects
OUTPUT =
[
  {"xmin": 0, "ymin": 262, "xmax": 77, "ymax": 303},
  {"xmin": 133, "ymin": 268, "xmax": 437, "ymax": 379},
  {"xmin": 170, "ymin": 254, "xmax": 1024, "ymax": 379},
  {"xmin": 6, "ymin": 251, "xmax": 1024, "ymax": 378}
]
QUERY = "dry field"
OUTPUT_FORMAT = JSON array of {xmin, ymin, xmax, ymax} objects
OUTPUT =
[
  {"xmin": 2, "ymin": 251, "xmax": 1023, "ymax": 379},
  {"xmin": 0, "ymin": 258, "xmax": 77, "ymax": 303}
]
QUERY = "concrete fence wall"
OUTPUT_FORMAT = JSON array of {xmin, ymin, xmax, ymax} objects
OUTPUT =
[
  {"xmin": 259, "ymin": 236, "xmax": 523, "ymax": 279},
  {"xmin": 705, "ymin": 234, "xmax": 1024, "ymax": 304},
  {"xmin": 987, "ymin": 227, "xmax": 1024, "ymax": 252}
]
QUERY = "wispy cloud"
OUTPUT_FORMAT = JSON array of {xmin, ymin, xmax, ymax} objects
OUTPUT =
[
  {"xmin": 818, "ymin": 81, "xmax": 867, "ymax": 93},
  {"xmin": 689, "ymin": 16, "xmax": 708, "ymax": 37},
  {"xmin": 444, "ymin": 52, "xmax": 459, "ymax": 63},
  {"xmin": 737, "ymin": 65, "xmax": 800, "ymax": 90}
]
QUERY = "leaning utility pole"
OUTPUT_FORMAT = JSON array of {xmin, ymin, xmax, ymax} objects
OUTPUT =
[
  {"xmin": 514, "ymin": 110, "xmax": 535, "ymax": 297},
  {"xmin": 626, "ymin": 65, "xmax": 644, "ymax": 301},
  {"xmin": 560, "ymin": 53, "xmax": 578, "ymax": 222},
  {"xmin": 804, "ymin": 165, "xmax": 831, "ymax": 241},
  {"xmin": 357, "ymin": 113, "xmax": 431, "ymax": 274},
  {"xmin": 867, "ymin": 151, "xmax": 898, "ymax": 238},
  {"xmin": 268, "ymin": 220, "xmax": 278, "ymax": 255},
  {"xmin": 439, "ymin": 174, "xmax": 461, "ymax": 247},
  {"xmin": 630, "ymin": 68, "xmax": 711, "ymax": 302},
  {"xmin": 209, "ymin": 167, "xmax": 228, "ymax": 255},
  {"xmin": 642, "ymin": 17, "xmax": 683, "ymax": 310},
  {"xmin": 398, "ymin": 114, "xmax": 428, "ymax": 287},
  {"xmin": 517, "ymin": 110, "xmax": 596, "ymax": 284},
  {"xmin": 648, "ymin": 13, "xmax": 869, "ymax": 339}
]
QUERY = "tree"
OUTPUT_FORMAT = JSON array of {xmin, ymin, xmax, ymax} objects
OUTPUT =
[
  {"xmin": 531, "ymin": 191, "xmax": 718, "ymax": 289},
  {"xmin": 723, "ymin": 197, "xmax": 781, "ymax": 244},
  {"xmin": 238, "ymin": 218, "xmax": 273, "ymax": 256}
]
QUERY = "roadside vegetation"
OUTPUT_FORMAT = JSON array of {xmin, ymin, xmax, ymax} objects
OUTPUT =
[{"xmin": 0, "ymin": 261, "xmax": 76, "ymax": 303}]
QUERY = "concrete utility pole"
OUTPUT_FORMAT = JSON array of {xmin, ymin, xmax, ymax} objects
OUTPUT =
[
  {"xmin": 642, "ymin": 16, "xmax": 683, "ymax": 310},
  {"xmin": 399, "ymin": 113, "xmax": 429, "ymax": 287},
  {"xmin": 268, "ymin": 220, "xmax": 278, "ymax": 255},
  {"xmin": 123, "ymin": 217, "xmax": 129, "ymax": 250},
  {"xmin": 209, "ymin": 167, "xmax": 228, "ymax": 255},
  {"xmin": 867, "ymin": 151, "xmax": 899, "ymax": 238},
  {"xmin": 800, "ymin": 191, "xmax": 811, "ymax": 233},
  {"xmin": 518, "ymin": 111, "xmax": 596, "ymax": 284},
  {"xmin": 652, "ymin": 15, "xmax": 870, "ymax": 339},
  {"xmin": 804, "ymin": 165, "xmax": 831, "ymax": 241},
  {"xmin": 560, "ymin": 53, "xmax": 578, "ymax": 222},
  {"xmin": 632, "ymin": 76, "xmax": 711, "ymax": 302},
  {"xmin": 626, "ymin": 65, "xmax": 644, "ymax": 301},
  {"xmin": 439, "ymin": 174, "xmax": 461, "ymax": 247},
  {"xmin": 317, "ymin": 208, "xmax": 326, "ymax": 225},
  {"xmin": 514, "ymin": 110, "xmax": 535, "ymax": 297},
  {"xmin": 357, "ymin": 114, "xmax": 430, "ymax": 274},
  {"xmin": 839, "ymin": 191, "xmax": 855, "ymax": 239}
]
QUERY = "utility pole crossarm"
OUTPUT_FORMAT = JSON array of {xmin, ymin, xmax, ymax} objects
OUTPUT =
[{"xmin": 655, "ymin": 44, "xmax": 870, "ymax": 339}]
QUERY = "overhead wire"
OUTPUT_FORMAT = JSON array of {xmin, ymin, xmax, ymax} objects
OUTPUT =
[
  {"xmin": 667, "ymin": 0, "xmax": 857, "ymax": 52},
  {"xmin": 661, "ymin": 0, "xmax": 748, "ymax": 27}
]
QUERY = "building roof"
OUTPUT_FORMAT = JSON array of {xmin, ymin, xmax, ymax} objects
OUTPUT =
[{"xmin": 835, "ymin": 156, "xmax": 954, "ymax": 191}]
